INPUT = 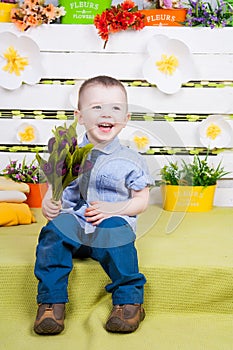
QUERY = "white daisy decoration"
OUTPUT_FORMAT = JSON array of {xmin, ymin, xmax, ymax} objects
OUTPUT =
[
  {"xmin": 199, "ymin": 115, "xmax": 232, "ymax": 149},
  {"xmin": 17, "ymin": 123, "xmax": 38, "ymax": 144},
  {"xmin": 0, "ymin": 31, "xmax": 43, "ymax": 90},
  {"xmin": 143, "ymin": 34, "xmax": 196, "ymax": 94},
  {"xmin": 129, "ymin": 130, "xmax": 151, "ymax": 152}
]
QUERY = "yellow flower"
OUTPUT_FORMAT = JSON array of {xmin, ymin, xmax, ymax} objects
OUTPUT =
[
  {"xmin": 206, "ymin": 123, "xmax": 222, "ymax": 140},
  {"xmin": 18, "ymin": 126, "xmax": 35, "ymax": 142},
  {"xmin": 3, "ymin": 46, "xmax": 28, "ymax": 76},
  {"xmin": 156, "ymin": 54, "xmax": 179, "ymax": 75},
  {"xmin": 133, "ymin": 135, "xmax": 149, "ymax": 150}
]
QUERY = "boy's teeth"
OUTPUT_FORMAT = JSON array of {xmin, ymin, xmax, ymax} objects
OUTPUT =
[{"xmin": 99, "ymin": 123, "xmax": 112, "ymax": 127}]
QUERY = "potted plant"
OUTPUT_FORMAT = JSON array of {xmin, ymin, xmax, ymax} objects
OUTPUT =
[
  {"xmin": 0, "ymin": 157, "xmax": 48, "ymax": 207},
  {"xmin": 160, "ymin": 153, "xmax": 230, "ymax": 212},
  {"xmin": 140, "ymin": 0, "xmax": 187, "ymax": 26},
  {"xmin": 10, "ymin": 0, "xmax": 66, "ymax": 31},
  {"xmin": 183, "ymin": 0, "xmax": 233, "ymax": 28}
]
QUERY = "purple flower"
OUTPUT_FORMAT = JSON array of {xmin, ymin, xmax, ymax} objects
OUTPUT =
[
  {"xmin": 72, "ymin": 163, "xmax": 80, "ymax": 176},
  {"xmin": 163, "ymin": 0, "xmax": 172, "ymax": 8},
  {"xmin": 59, "ymin": 130, "xmax": 66, "ymax": 137},
  {"xmin": 81, "ymin": 160, "xmax": 93, "ymax": 174},
  {"xmin": 56, "ymin": 160, "xmax": 67, "ymax": 176},
  {"xmin": 58, "ymin": 139, "xmax": 69, "ymax": 152},
  {"xmin": 15, "ymin": 174, "xmax": 22, "ymax": 181},
  {"xmin": 42, "ymin": 161, "xmax": 53, "ymax": 175},
  {"xmin": 48, "ymin": 137, "xmax": 56, "ymax": 153},
  {"xmin": 71, "ymin": 137, "xmax": 77, "ymax": 148},
  {"xmin": 69, "ymin": 137, "xmax": 78, "ymax": 154}
]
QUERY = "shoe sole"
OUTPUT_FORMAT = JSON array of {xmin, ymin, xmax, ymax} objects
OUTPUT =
[
  {"xmin": 106, "ymin": 308, "xmax": 145, "ymax": 333},
  {"xmin": 34, "ymin": 318, "xmax": 64, "ymax": 335}
]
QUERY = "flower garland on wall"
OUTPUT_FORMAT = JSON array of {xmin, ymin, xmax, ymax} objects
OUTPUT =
[{"xmin": 94, "ymin": 0, "xmax": 145, "ymax": 48}]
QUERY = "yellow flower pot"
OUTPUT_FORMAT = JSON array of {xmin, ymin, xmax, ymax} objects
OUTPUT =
[
  {"xmin": 161, "ymin": 185, "xmax": 216, "ymax": 212},
  {"xmin": 0, "ymin": 3, "xmax": 17, "ymax": 22}
]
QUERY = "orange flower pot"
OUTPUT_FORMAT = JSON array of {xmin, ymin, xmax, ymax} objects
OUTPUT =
[
  {"xmin": 25, "ymin": 183, "xmax": 48, "ymax": 208},
  {"xmin": 0, "ymin": 2, "xmax": 17, "ymax": 22},
  {"xmin": 161, "ymin": 185, "xmax": 216, "ymax": 212},
  {"xmin": 140, "ymin": 9, "xmax": 187, "ymax": 26}
]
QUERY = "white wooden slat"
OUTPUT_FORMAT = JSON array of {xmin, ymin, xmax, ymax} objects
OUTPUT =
[
  {"xmin": 0, "ymin": 85, "xmax": 233, "ymax": 113},
  {"xmin": 1, "ymin": 24, "xmax": 233, "ymax": 54},
  {"xmin": 127, "ymin": 120, "xmax": 233, "ymax": 147},
  {"xmin": 41, "ymin": 52, "xmax": 233, "ymax": 80},
  {"xmin": 0, "ymin": 119, "xmax": 71, "ymax": 144},
  {"xmin": 0, "ymin": 118, "xmax": 232, "ymax": 148},
  {"xmin": 127, "ymin": 86, "xmax": 233, "ymax": 114},
  {"xmin": 0, "ymin": 153, "xmax": 38, "ymax": 170}
]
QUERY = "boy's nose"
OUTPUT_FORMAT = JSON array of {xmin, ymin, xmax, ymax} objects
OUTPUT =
[{"xmin": 100, "ymin": 105, "xmax": 112, "ymax": 116}]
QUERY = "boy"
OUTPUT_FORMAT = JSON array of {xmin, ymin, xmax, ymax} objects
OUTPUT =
[{"xmin": 34, "ymin": 76, "xmax": 153, "ymax": 335}]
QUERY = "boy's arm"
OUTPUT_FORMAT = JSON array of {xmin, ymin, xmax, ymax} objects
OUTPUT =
[{"xmin": 84, "ymin": 187, "xmax": 150, "ymax": 226}]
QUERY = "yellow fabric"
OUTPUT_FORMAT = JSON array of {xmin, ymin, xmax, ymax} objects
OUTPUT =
[
  {"xmin": 0, "ymin": 176, "xmax": 30, "ymax": 193},
  {"xmin": 0, "ymin": 206, "xmax": 233, "ymax": 349},
  {"xmin": 0, "ymin": 202, "xmax": 35, "ymax": 226}
]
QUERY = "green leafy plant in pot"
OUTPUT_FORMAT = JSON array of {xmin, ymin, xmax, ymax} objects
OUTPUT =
[{"xmin": 160, "ymin": 153, "xmax": 230, "ymax": 212}]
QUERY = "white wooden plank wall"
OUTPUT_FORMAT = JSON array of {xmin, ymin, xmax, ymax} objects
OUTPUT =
[{"xmin": 0, "ymin": 24, "xmax": 233, "ymax": 205}]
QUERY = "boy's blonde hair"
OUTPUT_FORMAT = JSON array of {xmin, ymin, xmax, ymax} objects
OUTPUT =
[{"xmin": 78, "ymin": 76, "xmax": 128, "ymax": 110}]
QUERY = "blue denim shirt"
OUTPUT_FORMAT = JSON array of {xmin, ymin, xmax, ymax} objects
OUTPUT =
[{"xmin": 61, "ymin": 136, "xmax": 153, "ymax": 234}]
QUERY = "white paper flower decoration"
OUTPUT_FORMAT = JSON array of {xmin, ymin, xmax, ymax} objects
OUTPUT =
[
  {"xmin": 129, "ymin": 130, "xmax": 151, "ymax": 152},
  {"xmin": 142, "ymin": 34, "xmax": 196, "ymax": 94},
  {"xmin": 0, "ymin": 31, "xmax": 43, "ymax": 90},
  {"xmin": 17, "ymin": 123, "xmax": 38, "ymax": 143},
  {"xmin": 199, "ymin": 115, "xmax": 232, "ymax": 149}
]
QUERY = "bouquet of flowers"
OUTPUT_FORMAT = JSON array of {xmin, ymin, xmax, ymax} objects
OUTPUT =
[
  {"xmin": 36, "ymin": 120, "xmax": 93, "ymax": 202},
  {"xmin": 94, "ymin": 0, "xmax": 145, "ymax": 49},
  {"xmin": 10, "ymin": 0, "xmax": 66, "ymax": 31}
]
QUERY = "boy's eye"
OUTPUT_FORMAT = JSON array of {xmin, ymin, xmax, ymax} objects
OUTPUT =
[
  {"xmin": 112, "ymin": 105, "xmax": 121, "ymax": 111},
  {"xmin": 92, "ymin": 105, "xmax": 102, "ymax": 110}
]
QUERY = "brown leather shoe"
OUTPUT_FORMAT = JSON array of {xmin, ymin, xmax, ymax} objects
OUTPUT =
[
  {"xmin": 34, "ymin": 303, "xmax": 65, "ymax": 335},
  {"xmin": 106, "ymin": 304, "xmax": 145, "ymax": 333}
]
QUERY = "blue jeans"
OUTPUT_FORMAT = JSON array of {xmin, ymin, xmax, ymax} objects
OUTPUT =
[{"xmin": 34, "ymin": 213, "xmax": 146, "ymax": 305}]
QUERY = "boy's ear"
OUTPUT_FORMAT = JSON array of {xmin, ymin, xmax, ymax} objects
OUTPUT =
[
  {"xmin": 124, "ymin": 112, "xmax": 131, "ymax": 124},
  {"xmin": 74, "ymin": 109, "xmax": 83, "ymax": 124}
]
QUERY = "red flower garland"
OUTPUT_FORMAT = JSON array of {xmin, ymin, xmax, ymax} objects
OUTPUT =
[{"xmin": 94, "ymin": 0, "xmax": 145, "ymax": 48}]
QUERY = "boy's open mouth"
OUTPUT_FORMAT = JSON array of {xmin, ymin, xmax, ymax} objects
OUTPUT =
[{"xmin": 98, "ymin": 123, "xmax": 114, "ymax": 132}]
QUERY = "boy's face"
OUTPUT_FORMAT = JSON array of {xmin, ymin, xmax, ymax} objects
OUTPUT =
[{"xmin": 75, "ymin": 84, "xmax": 130, "ymax": 147}]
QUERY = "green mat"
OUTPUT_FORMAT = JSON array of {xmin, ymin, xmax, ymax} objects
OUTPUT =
[{"xmin": 0, "ymin": 205, "xmax": 233, "ymax": 349}]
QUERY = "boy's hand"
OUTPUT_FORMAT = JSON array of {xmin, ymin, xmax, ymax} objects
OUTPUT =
[
  {"xmin": 84, "ymin": 201, "xmax": 111, "ymax": 226},
  {"xmin": 42, "ymin": 185, "xmax": 61, "ymax": 220},
  {"xmin": 84, "ymin": 187, "xmax": 149, "ymax": 226}
]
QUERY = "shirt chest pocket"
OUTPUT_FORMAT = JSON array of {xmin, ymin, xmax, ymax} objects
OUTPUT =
[{"xmin": 96, "ymin": 174, "xmax": 127, "ymax": 201}]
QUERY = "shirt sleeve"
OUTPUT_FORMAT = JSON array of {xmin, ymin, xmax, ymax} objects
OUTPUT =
[
  {"xmin": 62, "ymin": 178, "xmax": 80, "ymax": 208},
  {"xmin": 125, "ymin": 156, "xmax": 154, "ymax": 191}
]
